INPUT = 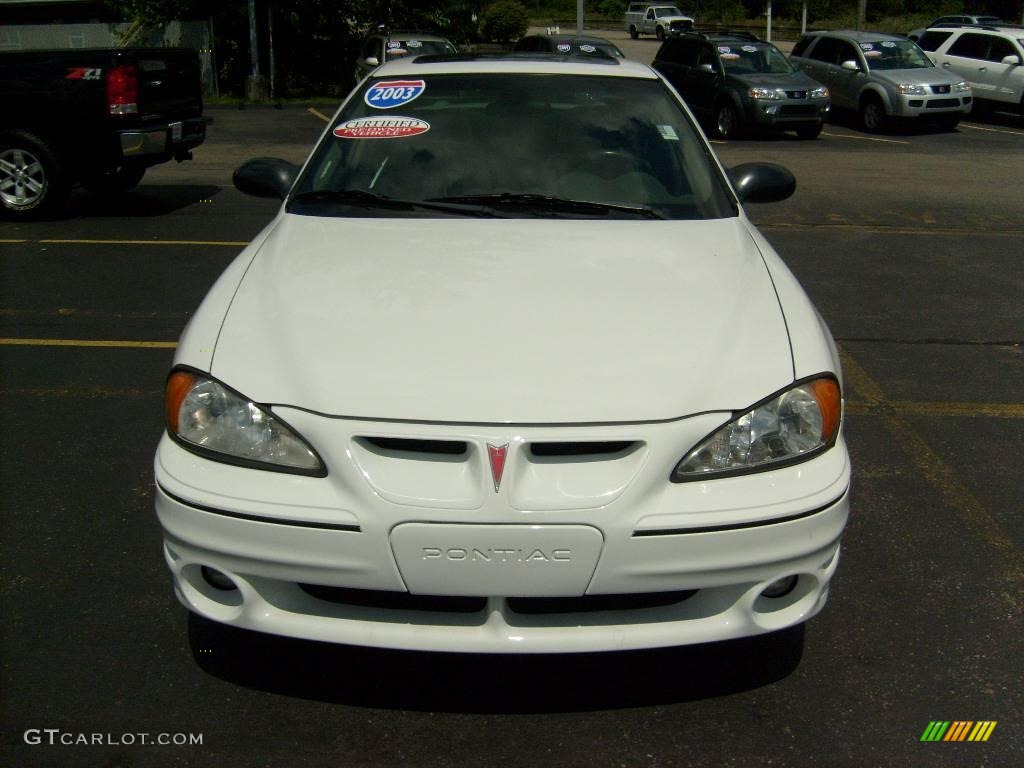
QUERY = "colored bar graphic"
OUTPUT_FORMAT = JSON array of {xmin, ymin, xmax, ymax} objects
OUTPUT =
[
  {"xmin": 944, "ymin": 721, "xmax": 972, "ymax": 741},
  {"xmin": 968, "ymin": 722, "xmax": 998, "ymax": 742},
  {"xmin": 921, "ymin": 721, "xmax": 997, "ymax": 742},
  {"xmin": 921, "ymin": 722, "xmax": 950, "ymax": 741}
]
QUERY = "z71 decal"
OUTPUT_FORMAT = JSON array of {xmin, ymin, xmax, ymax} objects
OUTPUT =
[
  {"xmin": 66, "ymin": 67, "xmax": 103, "ymax": 80},
  {"xmin": 365, "ymin": 79, "xmax": 426, "ymax": 109}
]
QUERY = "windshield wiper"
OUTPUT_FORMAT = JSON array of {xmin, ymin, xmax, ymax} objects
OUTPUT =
[
  {"xmin": 428, "ymin": 193, "xmax": 663, "ymax": 219},
  {"xmin": 288, "ymin": 189, "xmax": 501, "ymax": 217}
]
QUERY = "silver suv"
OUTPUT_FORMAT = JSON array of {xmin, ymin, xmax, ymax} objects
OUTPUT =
[
  {"xmin": 917, "ymin": 25, "xmax": 1024, "ymax": 116},
  {"xmin": 790, "ymin": 30, "xmax": 972, "ymax": 131}
]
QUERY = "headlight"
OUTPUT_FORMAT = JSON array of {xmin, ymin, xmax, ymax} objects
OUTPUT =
[
  {"xmin": 810, "ymin": 87, "xmax": 829, "ymax": 99},
  {"xmin": 671, "ymin": 376, "xmax": 841, "ymax": 482},
  {"xmin": 165, "ymin": 369, "xmax": 326, "ymax": 476},
  {"xmin": 954, "ymin": 81, "xmax": 970, "ymax": 93},
  {"xmin": 749, "ymin": 87, "xmax": 784, "ymax": 100},
  {"xmin": 897, "ymin": 84, "xmax": 926, "ymax": 96}
]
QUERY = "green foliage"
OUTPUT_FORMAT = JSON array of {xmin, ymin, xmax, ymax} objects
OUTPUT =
[{"xmin": 482, "ymin": 1, "xmax": 530, "ymax": 42}]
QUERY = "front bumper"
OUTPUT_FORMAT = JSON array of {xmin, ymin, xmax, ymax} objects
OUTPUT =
[
  {"xmin": 746, "ymin": 98, "xmax": 831, "ymax": 128},
  {"xmin": 154, "ymin": 410, "xmax": 851, "ymax": 653},
  {"xmin": 890, "ymin": 92, "xmax": 972, "ymax": 118}
]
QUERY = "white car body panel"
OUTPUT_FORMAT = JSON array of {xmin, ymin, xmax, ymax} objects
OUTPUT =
[{"xmin": 210, "ymin": 214, "xmax": 793, "ymax": 424}]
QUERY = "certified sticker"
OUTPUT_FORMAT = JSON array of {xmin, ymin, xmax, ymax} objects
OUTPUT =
[
  {"xmin": 365, "ymin": 79, "xmax": 426, "ymax": 109},
  {"xmin": 333, "ymin": 116, "xmax": 430, "ymax": 139}
]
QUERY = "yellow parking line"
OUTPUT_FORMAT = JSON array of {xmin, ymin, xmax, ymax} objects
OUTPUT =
[
  {"xmin": 820, "ymin": 131, "xmax": 910, "ymax": 145},
  {"xmin": 307, "ymin": 107, "xmax": 331, "ymax": 123},
  {"xmin": 38, "ymin": 239, "xmax": 248, "ymax": 247},
  {"xmin": 0, "ymin": 239, "xmax": 29, "ymax": 244},
  {"xmin": 961, "ymin": 123, "xmax": 1024, "ymax": 137},
  {"xmin": 0, "ymin": 338, "xmax": 176, "ymax": 349},
  {"xmin": 840, "ymin": 350, "xmax": 1022, "ymax": 591}
]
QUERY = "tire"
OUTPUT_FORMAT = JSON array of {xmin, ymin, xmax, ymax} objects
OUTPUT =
[
  {"xmin": 82, "ymin": 163, "xmax": 146, "ymax": 194},
  {"xmin": 0, "ymin": 130, "xmax": 69, "ymax": 219},
  {"xmin": 795, "ymin": 123, "xmax": 823, "ymax": 139},
  {"xmin": 859, "ymin": 94, "xmax": 886, "ymax": 133},
  {"xmin": 629, "ymin": 25, "xmax": 639, "ymax": 40},
  {"xmin": 656, "ymin": 25, "xmax": 665, "ymax": 41},
  {"xmin": 713, "ymin": 101, "xmax": 741, "ymax": 139}
]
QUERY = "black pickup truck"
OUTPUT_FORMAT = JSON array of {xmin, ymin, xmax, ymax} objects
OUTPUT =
[{"xmin": 0, "ymin": 47, "xmax": 206, "ymax": 219}]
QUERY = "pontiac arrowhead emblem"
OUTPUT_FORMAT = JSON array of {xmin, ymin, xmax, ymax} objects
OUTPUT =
[{"xmin": 487, "ymin": 443, "xmax": 509, "ymax": 493}]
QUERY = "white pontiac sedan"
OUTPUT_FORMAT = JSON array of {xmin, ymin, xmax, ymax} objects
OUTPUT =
[{"xmin": 154, "ymin": 53, "xmax": 851, "ymax": 653}]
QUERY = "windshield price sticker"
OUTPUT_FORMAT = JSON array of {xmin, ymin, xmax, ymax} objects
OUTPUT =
[
  {"xmin": 407, "ymin": 40, "xmax": 422, "ymax": 48},
  {"xmin": 365, "ymin": 79, "xmax": 426, "ymax": 109},
  {"xmin": 718, "ymin": 46, "xmax": 731, "ymax": 53},
  {"xmin": 860, "ymin": 42, "xmax": 874, "ymax": 50},
  {"xmin": 334, "ymin": 116, "xmax": 430, "ymax": 139},
  {"xmin": 882, "ymin": 41, "xmax": 896, "ymax": 47},
  {"xmin": 557, "ymin": 43, "xmax": 571, "ymax": 52},
  {"xmin": 580, "ymin": 44, "xmax": 597, "ymax": 53},
  {"xmin": 742, "ymin": 45, "xmax": 757, "ymax": 52}
]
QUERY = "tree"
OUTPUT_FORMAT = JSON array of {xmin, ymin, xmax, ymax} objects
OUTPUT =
[{"xmin": 481, "ymin": 1, "xmax": 529, "ymax": 43}]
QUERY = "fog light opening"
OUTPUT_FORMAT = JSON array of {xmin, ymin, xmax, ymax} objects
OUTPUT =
[
  {"xmin": 201, "ymin": 566, "xmax": 238, "ymax": 592},
  {"xmin": 761, "ymin": 574, "xmax": 798, "ymax": 599}
]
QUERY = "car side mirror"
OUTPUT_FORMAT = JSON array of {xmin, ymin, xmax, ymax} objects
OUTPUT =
[
  {"xmin": 698, "ymin": 63, "xmax": 715, "ymax": 73},
  {"xmin": 1001, "ymin": 55, "xmax": 1021, "ymax": 65},
  {"xmin": 840, "ymin": 60, "xmax": 861, "ymax": 71},
  {"xmin": 233, "ymin": 158, "xmax": 300, "ymax": 199},
  {"xmin": 364, "ymin": 56, "xmax": 380, "ymax": 67},
  {"xmin": 728, "ymin": 162, "xmax": 796, "ymax": 204}
]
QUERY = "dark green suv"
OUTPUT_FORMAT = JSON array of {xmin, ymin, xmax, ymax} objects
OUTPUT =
[{"xmin": 653, "ymin": 33, "xmax": 831, "ymax": 139}]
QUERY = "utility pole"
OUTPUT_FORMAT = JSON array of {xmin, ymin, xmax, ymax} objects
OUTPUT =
[
  {"xmin": 577, "ymin": 0, "xmax": 583, "ymax": 35},
  {"xmin": 857, "ymin": 0, "xmax": 866, "ymax": 31},
  {"xmin": 246, "ymin": 0, "xmax": 268, "ymax": 100}
]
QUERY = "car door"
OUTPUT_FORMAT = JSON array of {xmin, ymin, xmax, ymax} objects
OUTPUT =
[
  {"xmin": 946, "ymin": 34, "xmax": 1023, "ymax": 103},
  {"xmin": 691, "ymin": 44, "xmax": 723, "ymax": 115}
]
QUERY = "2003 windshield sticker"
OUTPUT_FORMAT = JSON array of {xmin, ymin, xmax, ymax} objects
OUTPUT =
[
  {"xmin": 333, "ymin": 116, "xmax": 430, "ymax": 139},
  {"xmin": 365, "ymin": 79, "xmax": 426, "ymax": 109}
]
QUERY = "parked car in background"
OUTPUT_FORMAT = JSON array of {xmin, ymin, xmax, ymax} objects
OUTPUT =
[
  {"xmin": 158, "ymin": 53, "xmax": 851, "ymax": 655},
  {"xmin": 515, "ymin": 34, "xmax": 625, "ymax": 59},
  {"xmin": 353, "ymin": 30, "xmax": 457, "ymax": 85},
  {"xmin": 907, "ymin": 14, "xmax": 1005, "ymax": 41},
  {"xmin": 654, "ymin": 32, "xmax": 830, "ymax": 138},
  {"xmin": 0, "ymin": 47, "xmax": 206, "ymax": 219},
  {"xmin": 917, "ymin": 24, "xmax": 1024, "ymax": 115},
  {"xmin": 624, "ymin": 3, "xmax": 695, "ymax": 40},
  {"xmin": 790, "ymin": 30, "xmax": 972, "ymax": 131}
]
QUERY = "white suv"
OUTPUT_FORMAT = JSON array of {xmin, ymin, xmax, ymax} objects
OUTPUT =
[{"xmin": 917, "ymin": 25, "xmax": 1024, "ymax": 115}]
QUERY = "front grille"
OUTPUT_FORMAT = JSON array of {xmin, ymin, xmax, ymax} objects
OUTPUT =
[
  {"xmin": 299, "ymin": 584, "xmax": 487, "ymax": 613},
  {"xmin": 926, "ymin": 98, "xmax": 959, "ymax": 109},
  {"xmin": 669, "ymin": 20, "xmax": 693, "ymax": 31},
  {"xmin": 779, "ymin": 104, "xmax": 818, "ymax": 116},
  {"xmin": 361, "ymin": 437, "xmax": 468, "ymax": 455},
  {"xmin": 785, "ymin": 90, "xmax": 807, "ymax": 99},
  {"xmin": 508, "ymin": 591, "xmax": 697, "ymax": 614},
  {"xmin": 930, "ymin": 84, "xmax": 951, "ymax": 94},
  {"xmin": 529, "ymin": 440, "xmax": 637, "ymax": 457}
]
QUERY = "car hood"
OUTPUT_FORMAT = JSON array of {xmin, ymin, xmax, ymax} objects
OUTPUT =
[
  {"xmin": 211, "ymin": 215, "xmax": 794, "ymax": 423},
  {"xmin": 871, "ymin": 67, "xmax": 961, "ymax": 86},
  {"xmin": 731, "ymin": 71, "xmax": 826, "ymax": 90}
]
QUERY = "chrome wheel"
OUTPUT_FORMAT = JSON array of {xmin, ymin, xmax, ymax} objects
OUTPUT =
[{"xmin": 0, "ymin": 147, "xmax": 47, "ymax": 209}]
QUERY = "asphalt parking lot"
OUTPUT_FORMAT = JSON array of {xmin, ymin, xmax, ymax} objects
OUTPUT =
[{"xmin": 2, "ymin": 39, "xmax": 1022, "ymax": 767}]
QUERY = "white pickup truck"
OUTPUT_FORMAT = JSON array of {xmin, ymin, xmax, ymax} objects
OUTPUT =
[{"xmin": 624, "ymin": 3, "xmax": 695, "ymax": 40}]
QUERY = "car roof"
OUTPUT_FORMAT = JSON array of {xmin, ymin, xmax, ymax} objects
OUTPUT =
[
  {"xmin": 806, "ymin": 29, "xmax": 910, "ymax": 43},
  {"xmin": 371, "ymin": 55, "xmax": 657, "ymax": 79},
  {"xmin": 373, "ymin": 31, "xmax": 451, "ymax": 42}
]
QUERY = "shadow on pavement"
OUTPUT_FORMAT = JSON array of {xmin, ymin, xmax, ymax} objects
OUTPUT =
[
  {"xmin": 63, "ymin": 183, "xmax": 223, "ymax": 219},
  {"xmin": 188, "ymin": 613, "xmax": 805, "ymax": 712}
]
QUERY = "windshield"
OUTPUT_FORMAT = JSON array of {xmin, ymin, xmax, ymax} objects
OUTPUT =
[
  {"xmin": 290, "ymin": 73, "xmax": 734, "ymax": 220},
  {"xmin": 655, "ymin": 7, "xmax": 684, "ymax": 17},
  {"xmin": 718, "ymin": 44, "xmax": 794, "ymax": 74},
  {"xmin": 385, "ymin": 39, "xmax": 456, "ymax": 60},
  {"xmin": 859, "ymin": 40, "xmax": 933, "ymax": 70}
]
